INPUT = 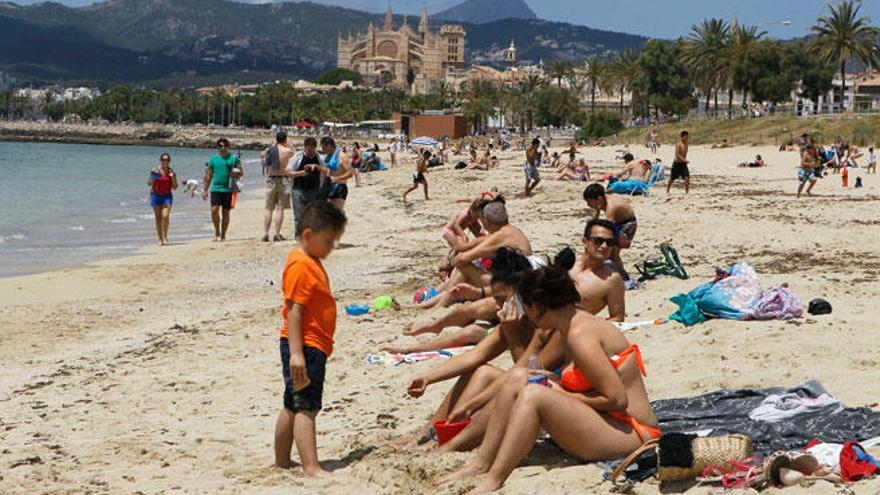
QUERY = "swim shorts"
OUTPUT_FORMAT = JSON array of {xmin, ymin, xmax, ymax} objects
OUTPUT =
[
  {"xmin": 413, "ymin": 172, "xmax": 427, "ymax": 184},
  {"xmin": 524, "ymin": 163, "xmax": 541, "ymax": 181},
  {"xmin": 210, "ymin": 191, "xmax": 233, "ymax": 209},
  {"xmin": 264, "ymin": 176, "xmax": 291, "ymax": 209},
  {"xmin": 671, "ymin": 161, "xmax": 689, "ymax": 180},
  {"xmin": 280, "ymin": 339, "xmax": 327, "ymax": 412},
  {"xmin": 614, "ymin": 218, "xmax": 638, "ymax": 249},
  {"xmin": 149, "ymin": 193, "xmax": 173, "ymax": 207},
  {"xmin": 327, "ymin": 182, "xmax": 349, "ymax": 200},
  {"xmin": 798, "ymin": 168, "xmax": 816, "ymax": 184}
]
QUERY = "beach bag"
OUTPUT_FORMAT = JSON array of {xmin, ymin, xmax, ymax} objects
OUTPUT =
[
  {"xmin": 753, "ymin": 286, "xmax": 802, "ymax": 320},
  {"xmin": 612, "ymin": 433, "xmax": 753, "ymax": 483}
]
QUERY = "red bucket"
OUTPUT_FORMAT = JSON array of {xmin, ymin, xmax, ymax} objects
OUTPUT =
[{"xmin": 433, "ymin": 418, "xmax": 471, "ymax": 445}]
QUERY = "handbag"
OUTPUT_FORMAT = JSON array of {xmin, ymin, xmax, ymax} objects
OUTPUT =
[{"xmin": 612, "ymin": 433, "xmax": 753, "ymax": 482}]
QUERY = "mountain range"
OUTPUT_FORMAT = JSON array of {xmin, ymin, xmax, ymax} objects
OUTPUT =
[{"xmin": 0, "ymin": 0, "xmax": 646, "ymax": 87}]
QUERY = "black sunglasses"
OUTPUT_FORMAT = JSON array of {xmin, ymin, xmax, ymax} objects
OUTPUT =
[{"xmin": 589, "ymin": 236, "xmax": 618, "ymax": 247}]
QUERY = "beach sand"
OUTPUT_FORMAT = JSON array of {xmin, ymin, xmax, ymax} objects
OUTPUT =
[{"xmin": 2, "ymin": 143, "xmax": 879, "ymax": 494}]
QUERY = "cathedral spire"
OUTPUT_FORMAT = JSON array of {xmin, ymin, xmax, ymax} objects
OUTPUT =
[
  {"xmin": 384, "ymin": 5, "xmax": 393, "ymax": 30},
  {"xmin": 419, "ymin": 7, "xmax": 429, "ymax": 34}
]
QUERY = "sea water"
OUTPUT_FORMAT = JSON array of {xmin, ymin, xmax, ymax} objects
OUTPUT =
[{"xmin": 0, "ymin": 141, "xmax": 260, "ymax": 277}]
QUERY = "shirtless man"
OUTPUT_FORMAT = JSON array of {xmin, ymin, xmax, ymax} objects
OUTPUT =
[
  {"xmin": 261, "ymin": 131, "xmax": 294, "ymax": 242},
  {"xmin": 416, "ymin": 202, "xmax": 533, "ymax": 310},
  {"xmin": 583, "ymin": 183, "xmax": 636, "ymax": 272},
  {"xmin": 572, "ymin": 219, "xmax": 625, "ymax": 321},
  {"xmin": 442, "ymin": 199, "xmax": 485, "ymax": 251},
  {"xmin": 797, "ymin": 143, "xmax": 818, "ymax": 198},
  {"xmin": 523, "ymin": 138, "xmax": 542, "ymax": 197},
  {"xmin": 667, "ymin": 130, "xmax": 690, "ymax": 194},
  {"xmin": 319, "ymin": 137, "xmax": 354, "ymax": 210},
  {"xmin": 613, "ymin": 153, "xmax": 641, "ymax": 181}
]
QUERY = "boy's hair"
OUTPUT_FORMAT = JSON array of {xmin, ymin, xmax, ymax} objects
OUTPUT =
[
  {"xmin": 422, "ymin": 149, "xmax": 432, "ymax": 159},
  {"xmin": 300, "ymin": 201, "xmax": 347, "ymax": 234},
  {"xmin": 320, "ymin": 136, "xmax": 336, "ymax": 149},
  {"xmin": 531, "ymin": 138, "xmax": 540, "ymax": 146},
  {"xmin": 216, "ymin": 137, "xmax": 230, "ymax": 147},
  {"xmin": 623, "ymin": 153, "xmax": 634, "ymax": 162},
  {"xmin": 584, "ymin": 218, "xmax": 615, "ymax": 238},
  {"xmin": 582, "ymin": 183, "xmax": 606, "ymax": 201},
  {"xmin": 680, "ymin": 130, "xmax": 689, "ymax": 138},
  {"xmin": 276, "ymin": 131, "xmax": 287, "ymax": 143},
  {"xmin": 304, "ymin": 136, "xmax": 317, "ymax": 147}
]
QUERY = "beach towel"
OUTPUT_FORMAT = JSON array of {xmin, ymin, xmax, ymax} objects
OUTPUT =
[
  {"xmin": 366, "ymin": 346, "xmax": 474, "ymax": 366},
  {"xmin": 753, "ymin": 286, "xmax": 803, "ymax": 320},
  {"xmin": 607, "ymin": 179, "xmax": 650, "ymax": 195},
  {"xmin": 652, "ymin": 381, "xmax": 880, "ymax": 455}
]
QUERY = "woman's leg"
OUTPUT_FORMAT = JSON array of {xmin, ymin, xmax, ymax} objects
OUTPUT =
[
  {"xmin": 471, "ymin": 386, "xmax": 644, "ymax": 494},
  {"xmin": 161, "ymin": 204, "xmax": 171, "ymax": 244},
  {"xmin": 439, "ymin": 369, "xmax": 514, "ymax": 453},
  {"xmin": 383, "ymin": 324, "xmax": 486, "ymax": 354},
  {"xmin": 152, "ymin": 205, "xmax": 163, "ymax": 245},
  {"xmin": 435, "ymin": 367, "xmax": 531, "ymax": 484},
  {"xmin": 394, "ymin": 365, "xmax": 503, "ymax": 447},
  {"xmin": 404, "ymin": 298, "xmax": 495, "ymax": 336}
]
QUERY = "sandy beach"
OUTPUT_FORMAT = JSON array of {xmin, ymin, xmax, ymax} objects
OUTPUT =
[{"xmin": 2, "ymin": 143, "xmax": 879, "ymax": 495}]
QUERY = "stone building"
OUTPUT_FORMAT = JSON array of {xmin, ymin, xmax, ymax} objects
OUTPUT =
[{"xmin": 337, "ymin": 7, "xmax": 465, "ymax": 90}]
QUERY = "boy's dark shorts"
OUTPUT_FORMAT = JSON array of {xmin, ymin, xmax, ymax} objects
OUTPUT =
[{"xmin": 280, "ymin": 338, "xmax": 327, "ymax": 412}]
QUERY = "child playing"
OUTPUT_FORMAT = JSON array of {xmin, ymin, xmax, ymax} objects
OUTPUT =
[
  {"xmin": 403, "ymin": 149, "xmax": 430, "ymax": 201},
  {"xmin": 274, "ymin": 201, "xmax": 348, "ymax": 476},
  {"xmin": 868, "ymin": 147, "xmax": 877, "ymax": 174}
]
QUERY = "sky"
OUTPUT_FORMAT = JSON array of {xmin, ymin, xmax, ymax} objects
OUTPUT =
[{"xmin": 10, "ymin": 0, "xmax": 880, "ymax": 40}]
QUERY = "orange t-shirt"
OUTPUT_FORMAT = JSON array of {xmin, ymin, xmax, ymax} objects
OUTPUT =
[{"xmin": 280, "ymin": 249, "xmax": 337, "ymax": 356}]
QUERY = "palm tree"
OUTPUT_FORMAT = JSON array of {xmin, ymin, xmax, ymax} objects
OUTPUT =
[
  {"xmin": 583, "ymin": 55, "xmax": 608, "ymax": 112},
  {"xmin": 549, "ymin": 60, "xmax": 571, "ymax": 88},
  {"xmin": 566, "ymin": 71, "xmax": 588, "ymax": 110},
  {"xmin": 518, "ymin": 71, "xmax": 544, "ymax": 130},
  {"xmin": 428, "ymin": 79, "xmax": 454, "ymax": 109},
  {"xmin": 607, "ymin": 49, "xmax": 642, "ymax": 117},
  {"xmin": 811, "ymin": 0, "xmax": 880, "ymax": 112},
  {"xmin": 684, "ymin": 18, "xmax": 730, "ymax": 115},
  {"xmin": 461, "ymin": 80, "xmax": 497, "ymax": 133}
]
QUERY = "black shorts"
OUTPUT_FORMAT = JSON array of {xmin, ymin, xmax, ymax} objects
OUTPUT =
[
  {"xmin": 671, "ymin": 161, "xmax": 690, "ymax": 180},
  {"xmin": 280, "ymin": 339, "xmax": 327, "ymax": 413},
  {"xmin": 210, "ymin": 191, "xmax": 233, "ymax": 209},
  {"xmin": 327, "ymin": 183, "xmax": 349, "ymax": 200},
  {"xmin": 413, "ymin": 172, "xmax": 426, "ymax": 184}
]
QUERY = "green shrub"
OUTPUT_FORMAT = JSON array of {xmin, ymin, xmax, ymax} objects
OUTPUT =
[
  {"xmin": 576, "ymin": 112, "xmax": 624, "ymax": 142},
  {"xmin": 851, "ymin": 121, "xmax": 876, "ymax": 147}
]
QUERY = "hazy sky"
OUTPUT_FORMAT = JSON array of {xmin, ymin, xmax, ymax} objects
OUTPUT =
[{"xmin": 10, "ymin": 0, "xmax": 880, "ymax": 40}]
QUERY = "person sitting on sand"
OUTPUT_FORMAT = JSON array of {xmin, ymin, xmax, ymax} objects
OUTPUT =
[
  {"xmin": 583, "ymin": 184, "xmax": 636, "ymax": 274},
  {"xmin": 612, "ymin": 153, "xmax": 642, "ymax": 181},
  {"xmin": 397, "ymin": 249, "xmax": 565, "ymax": 452},
  {"xmin": 571, "ymin": 219, "xmax": 625, "ymax": 321},
  {"xmin": 738, "ymin": 154, "xmax": 767, "ymax": 168},
  {"xmin": 549, "ymin": 152, "xmax": 562, "ymax": 169},
  {"xmin": 712, "ymin": 138, "xmax": 733, "ymax": 149},
  {"xmin": 415, "ymin": 202, "xmax": 534, "ymax": 310},
  {"xmin": 555, "ymin": 158, "xmax": 591, "ymax": 182},
  {"xmin": 442, "ymin": 199, "xmax": 487, "ymax": 250},
  {"xmin": 434, "ymin": 264, "xmax": 658, "ymax": 493}
]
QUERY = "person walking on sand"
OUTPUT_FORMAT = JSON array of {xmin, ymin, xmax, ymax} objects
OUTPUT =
[
  {"xmin": 262, "ymin": 131, "xmax": 294, "ymax": 242},
  {"xmin": 147, "ymin": 152, "xmax": 178, "ymax": 246},
  {"xmin": 523, "ymin": 138, "xmax": 542, "ymax": 197},
  {"xmin": 319, "ymin": 137, "xmax": 355, "ymax": 211},
  {"xmin": 667, "ymin": 130, "xmax": 690, "ymax": 194},
  {"xmin": 797, "ymin": 143, "xmax": 818, "ymax": 198},
  {"xmin": 403, "ymin": 149, "xmax": 431, "ymax": 202},
  {"xmin": 203, "ymin": 138, "xmax": 243, "ymax": 242}
]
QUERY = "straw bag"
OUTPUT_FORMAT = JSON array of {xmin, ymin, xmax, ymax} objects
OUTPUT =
[{"xmin": 612, "ymin": 433, "xmax": 753, "ymax": 482}]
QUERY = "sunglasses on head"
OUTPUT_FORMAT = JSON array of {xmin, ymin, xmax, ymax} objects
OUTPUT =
[{"xmin": 589, "ymin": 236, "xmax": 617, "ymax": 247}]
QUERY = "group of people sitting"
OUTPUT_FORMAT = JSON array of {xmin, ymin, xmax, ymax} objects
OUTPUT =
[{"xmin": 382, "ymin": 187, "xmax": 653, "ymax": 494}]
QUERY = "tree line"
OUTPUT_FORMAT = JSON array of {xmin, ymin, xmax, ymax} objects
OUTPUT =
[{"xmin": 1, "ymin": 1, "xmax": 876, "ymax": 134}]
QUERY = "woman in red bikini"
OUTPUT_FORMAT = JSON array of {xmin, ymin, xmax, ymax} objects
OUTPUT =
[{"xmin": 436, "ymin": 264, "xmax": 657, "ymax": 494}]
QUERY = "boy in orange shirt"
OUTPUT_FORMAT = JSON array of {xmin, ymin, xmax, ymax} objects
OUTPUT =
[{"xmin": 274, "ymin": 201, "xmax": 347, "ymax": 476}]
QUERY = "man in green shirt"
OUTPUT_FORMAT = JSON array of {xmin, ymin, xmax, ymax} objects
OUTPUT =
[{"xmin": 202, "ymin": 138, "xmax": 243, "ymax": 241}]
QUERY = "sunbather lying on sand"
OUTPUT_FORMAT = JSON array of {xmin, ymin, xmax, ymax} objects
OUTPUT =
[{"xmin": 435, "ymin": 264, "xmax": 657, "ymax": 494}]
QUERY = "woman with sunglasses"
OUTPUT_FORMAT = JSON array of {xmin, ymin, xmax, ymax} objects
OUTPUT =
[{"xmin": 147, "ymin": 152, "xmax": 178, "ymax": 246}]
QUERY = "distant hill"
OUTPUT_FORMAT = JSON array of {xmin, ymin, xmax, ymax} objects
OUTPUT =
[
  {"xmin": 0, "ymin": 0, "xmax": 646, "ymax": 86},
  {"xmin": 435, "ymin": 0, "xmax": 536, "ymax": 24}
]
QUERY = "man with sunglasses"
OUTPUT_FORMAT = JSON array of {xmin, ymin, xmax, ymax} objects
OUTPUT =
[
  {"xmin": 570, "ymin": 219, "xmax": 626, "ymax": 322},
  {"xmin": 583, "ymin": 183, "xmax": 637, "ymax": 274},
  {"xmin": 203, "ymin": 138, "xmax": 243, "ymax": 242}
]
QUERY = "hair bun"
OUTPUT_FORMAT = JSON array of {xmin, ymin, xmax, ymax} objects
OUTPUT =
[{"xmin": 553, "ymin": 247, "xmax": 576, "ymax": 271}]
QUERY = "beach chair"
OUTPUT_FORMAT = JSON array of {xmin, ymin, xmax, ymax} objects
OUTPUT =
[{"xmin": 607, "ymin": 164, "xmax": 664, "ymax": 196}]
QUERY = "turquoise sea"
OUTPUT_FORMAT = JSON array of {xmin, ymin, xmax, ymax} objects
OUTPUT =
[{"xmin": 0, "ymin": 141, "xmax": 260, "ymax": 277}]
